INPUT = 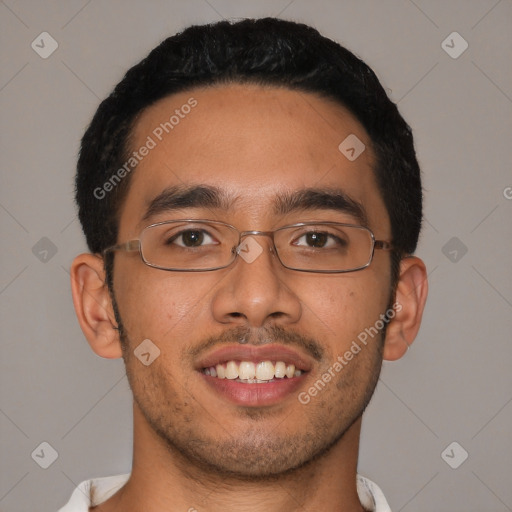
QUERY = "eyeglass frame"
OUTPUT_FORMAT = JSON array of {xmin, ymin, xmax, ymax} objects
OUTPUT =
[{"xmin": 102, "ymin": 219, "xmax": 394, "ymax": 274}]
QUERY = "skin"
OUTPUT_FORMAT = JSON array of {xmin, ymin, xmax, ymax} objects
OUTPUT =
[{"xmin": 71, "ymin": 84, "xmax": 428, "ymax": 512}]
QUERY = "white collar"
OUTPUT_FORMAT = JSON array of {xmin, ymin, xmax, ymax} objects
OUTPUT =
[{"xmin": 59, "ymin": 473, "xmax": 391, "ymax": 511}]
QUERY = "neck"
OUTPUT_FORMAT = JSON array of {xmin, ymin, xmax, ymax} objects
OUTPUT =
[{"xmin": 99, "ymin": 404, "xmax": 365, "ymax": 512}]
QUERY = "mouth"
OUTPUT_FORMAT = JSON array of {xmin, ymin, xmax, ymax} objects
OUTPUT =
[
  {"xmin": 202, "ymin": 359, "xmax": 303, "ymax": 383},
  {"xmin": 196, "ymin": 345, "xmax": 311, "ymax": 406}
]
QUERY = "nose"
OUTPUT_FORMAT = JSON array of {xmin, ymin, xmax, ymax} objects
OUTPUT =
[{"xmin": 210, "ymin": 235, "xmax": 302, "ymax": 328}]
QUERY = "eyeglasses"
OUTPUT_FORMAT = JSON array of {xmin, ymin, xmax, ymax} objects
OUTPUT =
[{"xmin": 103, "ymin": 219, "xmax": 393, "ymax": 273}]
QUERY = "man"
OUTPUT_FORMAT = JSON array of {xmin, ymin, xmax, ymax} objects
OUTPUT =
[{"xmin": 64, "ymin": 17, "xmax": 427, "ymax": 511}]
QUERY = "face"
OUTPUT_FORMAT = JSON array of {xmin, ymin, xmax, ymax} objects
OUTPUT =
[{"xmin": 111, "ymin": 84, "xmax": 393, "ymax": 477}]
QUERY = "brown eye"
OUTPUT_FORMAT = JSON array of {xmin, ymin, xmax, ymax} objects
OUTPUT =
[
  {"xmin": 168, "ymin": 230, "xmax": 216, "ymax": 248},
  {"xmin": 294, "ymin": 230, "xmax": 345, "ymax": 249},
  {"xmin": 305, "ymin": 232, "xmax": 329, "ymax": 247},
  {"xmin": 181, "ymin": 230, "xmax": 204, "ymax": 247}
]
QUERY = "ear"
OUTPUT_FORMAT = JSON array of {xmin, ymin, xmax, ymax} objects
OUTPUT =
[
  {"xmin": 70, "ymin": 253, "xmax": 123, "ymax": 359},
  {"xmin": 383, "ymin": 256, "xmax": 428, "ymax": 361}
]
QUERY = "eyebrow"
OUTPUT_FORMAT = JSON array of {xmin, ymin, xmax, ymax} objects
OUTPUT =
[
  {"xmin": 274, "ymin": 188, "xmax": 368, "ymax": 226},
  {"xmin": 142, "ymin": 184, "xmax": 232, "ymax": 222},
  {"xmin": 142, "ymin": 184, "xmax": 368, "ymax": 226}
]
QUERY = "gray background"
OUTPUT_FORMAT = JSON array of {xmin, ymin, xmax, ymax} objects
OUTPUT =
[{"xmin": 1, "ymin": 1, "xmax": 511, "ymax": 511}]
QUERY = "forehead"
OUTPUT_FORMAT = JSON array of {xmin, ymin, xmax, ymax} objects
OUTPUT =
[{"xmin": 119, "ymin": 84, "xmax": 388, "ymax": 234}]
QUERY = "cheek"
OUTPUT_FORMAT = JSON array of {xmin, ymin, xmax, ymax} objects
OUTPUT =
[
  {"xmin": 113, "ymin": 266, "xmax": 217, "ymax": 342},
  {"xmin": 297, "ymin": 274, "xmax": 390, "ymax": 352}
]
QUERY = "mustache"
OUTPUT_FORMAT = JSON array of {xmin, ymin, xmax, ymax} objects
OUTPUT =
[{"xmin": 188, "ymin": 326, "xmax": 324, "ymax": 362}]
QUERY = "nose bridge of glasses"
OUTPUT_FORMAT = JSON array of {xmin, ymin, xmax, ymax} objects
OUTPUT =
[
  {"xmin": 236, "ymin": 230, "xmax": 276, "ymax": 254},
  {"xmin": 239, "ymin": 230, "xmax": 275, "ymax": 239}
]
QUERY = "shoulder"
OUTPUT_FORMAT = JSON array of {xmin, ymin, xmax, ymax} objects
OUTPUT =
[
  {"xmin": 57, "ymin": 474, "xmax": 130, "ymax": 512},
  {"xmin": 357, "ymin": 474, "xmax": 392, "ymax": 512}
]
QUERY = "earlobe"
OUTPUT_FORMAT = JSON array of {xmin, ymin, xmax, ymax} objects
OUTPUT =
[
  {"xmin": 70, "ymin": 253, "xmax": 123, "ymax": 359},
  {"xmin": 382, "ymin": 256, "xmax": 428, "ymax": 361}
]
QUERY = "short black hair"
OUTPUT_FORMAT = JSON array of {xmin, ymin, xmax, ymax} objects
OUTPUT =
[{"xmin": 76, "ymin": 17, "xmax": 422, "ymax": 275}]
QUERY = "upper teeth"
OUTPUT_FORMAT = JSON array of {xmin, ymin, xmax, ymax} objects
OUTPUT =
[{"xmin": 203, "ymin": 360, "xmax": 302, "ymax": 381}]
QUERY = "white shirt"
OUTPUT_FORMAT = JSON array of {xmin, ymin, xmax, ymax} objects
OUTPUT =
[{"xmin": 58, "ymin": 473, "xmax": 391, "ymax": 511}]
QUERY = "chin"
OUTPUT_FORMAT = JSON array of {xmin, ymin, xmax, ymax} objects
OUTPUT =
[{"xmin": 154, "ymin": 418, "xmax": 355, "ymax": 481}]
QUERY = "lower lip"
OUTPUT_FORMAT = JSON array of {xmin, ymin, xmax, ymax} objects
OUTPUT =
[{"xmin": 201, "ymin": 373, "xmax": 306, "ymax": 407}]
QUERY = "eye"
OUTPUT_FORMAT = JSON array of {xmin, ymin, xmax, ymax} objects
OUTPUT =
[
  {"xmin": 169, "ymin": 229, "xmax": 217, "ymax": 248},
  {"xmin": 293, "ymin": 231, "xmax": 346, "ymax": 249}
]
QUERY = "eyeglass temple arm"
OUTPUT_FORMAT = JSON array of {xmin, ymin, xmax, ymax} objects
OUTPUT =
[
  {"xmin": 374, "ymin": 240, "xmax": 393, "ymax": 251},
  {"xmin": 103, "ymin": 240, "xmax": 141, "ymax": 255}
]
